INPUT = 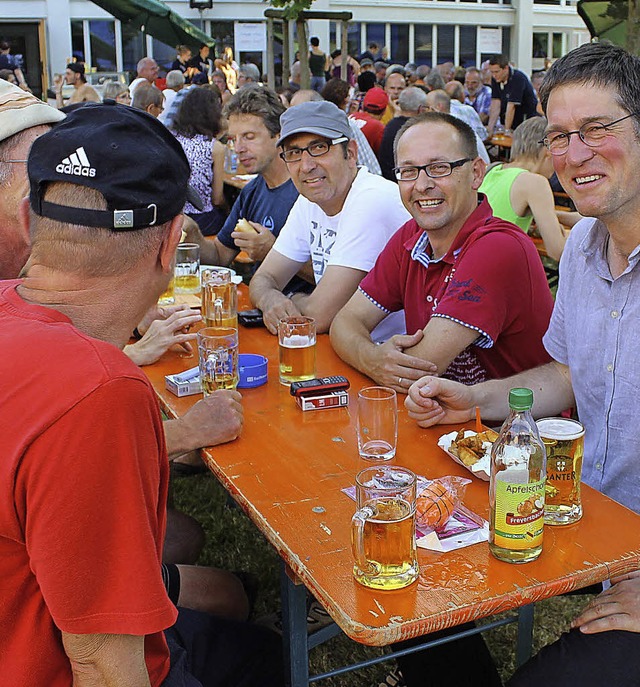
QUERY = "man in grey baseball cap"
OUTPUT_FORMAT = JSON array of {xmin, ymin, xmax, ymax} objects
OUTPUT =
[{"xmin": 250, "ymin": 100, "xmax": 410, "ymax": 335}]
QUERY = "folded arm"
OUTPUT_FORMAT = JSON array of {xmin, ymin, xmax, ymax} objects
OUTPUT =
[{"xmin": 330, "ymin": 291, "xmax": 438, "ymax": 393}]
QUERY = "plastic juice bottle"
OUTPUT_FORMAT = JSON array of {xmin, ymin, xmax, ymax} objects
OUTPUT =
[
  {"xmin": 225, "ymin": 140, "xmax": 238, "ymax": 174},
  {"xmin": 489, "ymin": 388, "xmax": 546, "ymax": 563}
]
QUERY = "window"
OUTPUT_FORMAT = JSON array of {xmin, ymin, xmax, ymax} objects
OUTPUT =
[
  {"xmin": 459, "ymin": 26, "xmax": 477, "ymax": 67},
  {"xmin": 415, "ymin": 24, "xmax": 433, "ymax": 66},
  {"xmin": 122, "ymin": 23, "xmax": 145, "ymax": 77},
  {"xmin": 533, "ymin": 32, "xmax": 548, "ymax": 58},
  {"xmin": 437, "ymin": 25, "xmax": 455, "ymax": 65},
  {"xmin": 390, "ymin": 25, "xmax": 409, "ymax": 65},
  {"xmin": 210, "ymin": 21, "xmax": 234, "ymax": 59},
  {"xmin": 89, "ymin": 20, "xmax": 116, "ymax": 72},
  {"xmin": 346, "ymin": 22, "xmax": 361, "ymax": 56},
  {"xmin": 367, "ymin": 23, "xmax": 385, "ymax": 56},
  {"xmin": 152, "ymin": 38, "xmax": 177, "ymax": 73},
  {"xmin": 552, "ymin": 32, "xmax": 564, "ymax": 57},
  {"xmin": 71, "ymin": 20, "xmax": 85, "ymax": 63}
]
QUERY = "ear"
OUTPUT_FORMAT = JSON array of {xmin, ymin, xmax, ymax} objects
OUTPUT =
[
  {"xmin": 17, "ymin": 197, "xmax": 32, "ymax": 244},
  {"xmin": 158, "ymin": 214, "xmax": 184, "ymax": 273},
  {"xmin": 347, "ymin": 138, "xmax": 358, "ymax": 163},
  {"xmin": 471, "ymin": 157, "xmax": 486, "ymax": 190}
]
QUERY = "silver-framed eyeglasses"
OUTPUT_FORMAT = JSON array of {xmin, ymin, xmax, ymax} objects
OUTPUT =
[
  {"xmin": 540, "ymin": 112, "xmax": 638, "ymax": 155},
  {"xmin": 279, "ymin": 136, "xmax": 349, "ymax": 163},
  {"xmin": 393, "ymin": 158, "xmax": 472, "ymax": 182}
]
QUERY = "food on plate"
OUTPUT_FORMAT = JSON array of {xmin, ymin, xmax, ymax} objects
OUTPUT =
[
  {"xmin": 448, "ymin": 429, "xmax": 499, "ymax": 467},
  {"xmin": 235, "ymin": 218, "xmax": 258, "ymax": 234}
]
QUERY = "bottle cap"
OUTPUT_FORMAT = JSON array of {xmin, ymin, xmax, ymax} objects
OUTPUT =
[{"xmin": 508, "ymin": 387, "xmax": 533, "ymax": 411}]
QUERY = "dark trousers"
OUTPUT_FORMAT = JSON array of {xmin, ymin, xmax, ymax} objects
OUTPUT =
[
  {"xmin": 163, "ymin": 607, "xmax": 284, "ymax": 687},
  {"xmin": 395, "ymin": 622, "xmax": 503, "ymax": 687},
  {"xmin": 507, "ymin": 628, "xmax": 640, "ymax": 686}
]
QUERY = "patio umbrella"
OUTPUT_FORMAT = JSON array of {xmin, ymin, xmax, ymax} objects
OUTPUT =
[
  {"xmin": 91, "ymin": 0, "xmax": 214, "ymax": 48},
  {"xmin": 577, "ymin": 0, "xmax": 628, "ymax": 46}
]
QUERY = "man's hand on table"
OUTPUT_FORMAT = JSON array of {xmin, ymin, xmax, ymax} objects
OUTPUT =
[
  {"xmin": 363, "ymin": 331, "xmax": 437, "ymax": 394},
  {"xmin": 572, "ymin": 571, "xmax": 640, "ymax": 634},
  {"xmin": 231, "ymin": 222, "xmax": 275, "ymax": 262},
  {"xmin": 405, "ymin": 375, "xmax": 476, "ymax": 427},
  {"xmin": 165, "ymin": 390, "xmax": 244, "ymax": 459},
  {"xmin": 259, "ymin": 293, "xmax": 302, "ymax": 335},
  {"xmin": 125, "ymin": 308, "xmax": 201, "ymax": 366}
]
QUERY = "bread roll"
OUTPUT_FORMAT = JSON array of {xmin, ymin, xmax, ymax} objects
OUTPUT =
[{"xmin": 235, "ymin": 218, "xmax": 258, "ymax": 234}]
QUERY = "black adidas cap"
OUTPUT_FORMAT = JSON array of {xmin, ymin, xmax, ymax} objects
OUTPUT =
[{"xmin": 28, "ymin": 101, "xmax": 203, "ymax": 231}]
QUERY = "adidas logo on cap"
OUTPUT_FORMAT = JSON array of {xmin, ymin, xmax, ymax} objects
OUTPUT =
[{"xmin": 56, "ymin": 146, "xmax": 96, "ymax": 178}]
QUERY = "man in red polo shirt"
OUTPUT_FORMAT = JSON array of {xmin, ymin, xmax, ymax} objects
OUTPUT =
[
  {"xmin": 330, "ymin": 111, "xmax": 553, "ymax": 395},
  {"xmin": 349, "ymin": 87, "xmax": 388, "ymax": 155}
]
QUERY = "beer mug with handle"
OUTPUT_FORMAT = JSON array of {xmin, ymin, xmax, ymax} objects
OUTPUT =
[
  {"xmin": 202, "ymin": 268, "xmax": 238, "ymax": 330},
  {"xmin": 351, "ymin": 465, "xmax": 419, "ymax": 590}
]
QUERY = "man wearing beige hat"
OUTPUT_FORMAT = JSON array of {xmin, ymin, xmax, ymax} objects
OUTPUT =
[{"xmin": 0, "ymin": 78, "xmax": 64, "ymax": 280}]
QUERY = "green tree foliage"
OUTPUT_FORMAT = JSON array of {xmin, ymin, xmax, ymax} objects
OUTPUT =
[
  {"xmin": 268, "ymin": 0, "xmax": 314, "ymax": 21},
  {"xmin": 267, "ymin": 0, "xmax": 314, "ymax": 88}
]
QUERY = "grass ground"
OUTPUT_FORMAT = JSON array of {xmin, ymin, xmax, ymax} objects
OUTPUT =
[{"xmin": 173, "ymin": 471, "xmax": 596, "ymax": 686}]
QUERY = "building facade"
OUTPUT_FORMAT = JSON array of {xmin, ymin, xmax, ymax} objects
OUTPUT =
[{"xmin": 0, "ymin": 0, "xmax": 590, "ymax": 98}]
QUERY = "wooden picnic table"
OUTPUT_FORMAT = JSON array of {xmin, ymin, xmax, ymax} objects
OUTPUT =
[{"xmin": 143, "ymin": 286, "xmax": 640, "ymax": 685}]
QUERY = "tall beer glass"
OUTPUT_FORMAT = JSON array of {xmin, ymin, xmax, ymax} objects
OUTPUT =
[
  {"xmin": 537, "ymin": 417, "xmax": 585, "ymax": 525},
  {"xmin": 351, "ymin": 466, "xmax": 419, "ymax": 590},
  {"xmin": 278, "ymin": 316, "xmax": 316, "ymax": 385},
  {"xmin": 197, "ymin": 327, "xmax": 239, "ymax": 393}
]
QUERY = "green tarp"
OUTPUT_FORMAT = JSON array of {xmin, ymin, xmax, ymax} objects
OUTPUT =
[
  {"xmin": 91, "ymin": 0, "xmax": 214, "ymax": 48},
  {"xmin": 577, "ymin": 0, "xmax": 628, "ymax": 46}
]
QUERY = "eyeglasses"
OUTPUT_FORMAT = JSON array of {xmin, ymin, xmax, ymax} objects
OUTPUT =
[
  {"xmin": 279, "ymin": 136, "xmax": 349, "ymax": 163},
  {"xmin": 393, "ymin": 158, "xmax": 472, "ymax": 182},
  {"xmin": 0, "ymin": 159, "xmax": 28, "ymax": 163},
  {"xmin": 540, "ymin": 113, "xmax": 638, "ymax": 155}
]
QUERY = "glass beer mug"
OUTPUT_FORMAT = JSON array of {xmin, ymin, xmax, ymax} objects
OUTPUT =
[
  {"xmin": 202, "ymin": 268, "xmax": 238, "ymax": 330},
  {"xmin": 197, "ymin": 326, "xmax": 239, "ymax": 393},
  {"xmin": 351, "ymin": 466, "xmax": 419, "ymax": 590}
]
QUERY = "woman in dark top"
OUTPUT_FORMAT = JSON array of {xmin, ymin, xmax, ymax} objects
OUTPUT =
[{"xmin": 309, "ymin": 37, "xmax": 329, "ymax": 93}]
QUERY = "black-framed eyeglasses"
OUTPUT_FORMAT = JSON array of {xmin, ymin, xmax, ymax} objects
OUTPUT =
[
  {"xmin": 279, "ymin": 136, "xmax": 349, "ymax": 163},
  {"xmin": 540, "ymin": 112, "xmax": 638, "ymax": 155},
  {"xmin": 393, "ymin": 158, "xmax": 472, "ymax": 182}
]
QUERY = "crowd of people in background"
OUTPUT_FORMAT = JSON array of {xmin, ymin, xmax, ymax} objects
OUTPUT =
[{"xmin": 46, "ymin": 39, "xmax": 558, "ymax": 250}]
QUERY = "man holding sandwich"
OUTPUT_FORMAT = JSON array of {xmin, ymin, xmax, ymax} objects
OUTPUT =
[{"xmin": 184, "ymin": 85, "xmax": 310, "ymax": 291}]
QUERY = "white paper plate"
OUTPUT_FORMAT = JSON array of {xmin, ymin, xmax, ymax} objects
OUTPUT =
[{"xmin": 437, "ymin": 431, "xmax": 491, "ymax": 481}]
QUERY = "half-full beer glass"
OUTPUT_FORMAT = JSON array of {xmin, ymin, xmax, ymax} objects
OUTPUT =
[
  {"xmin": 202, "ymin": 268, "xmax": 238, "ymax": 330},
  {"xmin": 537, "ymin": 417, "xmax": 585, "ymax": 525},
  {"xmin": 175, "ymin": 243, "xmax": 200, "ymax": 294},
  {"xmin": 351, "ymin": 466, "xmax": 419, "ymax": 590},
  {"xmin": 197, "ymin": 327, "xmax": 239, "ymax": 393},
  {"xmin": 278, "ymin": 316, "xmax": 316, "ymax": 385}
]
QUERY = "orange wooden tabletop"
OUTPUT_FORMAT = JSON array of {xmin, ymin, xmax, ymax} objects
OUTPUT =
[{"xmin": 144, "ymin": 287, "xmax": 640, "ymax": 647}]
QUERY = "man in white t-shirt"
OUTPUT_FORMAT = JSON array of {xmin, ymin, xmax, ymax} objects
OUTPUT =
[{"xmin": 249, "ymin": 100, "xmax": 410, "ymax": 334}]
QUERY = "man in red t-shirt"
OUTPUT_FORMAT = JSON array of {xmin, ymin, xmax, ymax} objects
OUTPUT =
[
  {"xmin": 1, "ymin": 103, "xmax": 281, "ymax": 687},
  {"xmin": 349, "ymin": 87, "xmax": 388, "ymax": 155},
  {"xmin": 331, "ymin": 111, "xmax": 553, "ymax": 395}
]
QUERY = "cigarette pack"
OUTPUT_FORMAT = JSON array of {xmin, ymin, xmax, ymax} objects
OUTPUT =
[
  {"xmin": 295, "ymin": 390, "xmax": 349, "ymax": 411},
  {"xmin": 165, "ymin": 366, "xmax": 202, "ymax": 397}
]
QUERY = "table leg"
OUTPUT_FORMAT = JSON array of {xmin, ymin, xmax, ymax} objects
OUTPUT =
[
  {"xmin": 516, "ymin": 603, "xmax": 535, "ymax": 666},
  {"xmin": 281, "ymin": 561, "xmax": 309, "ymax": 687}
]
